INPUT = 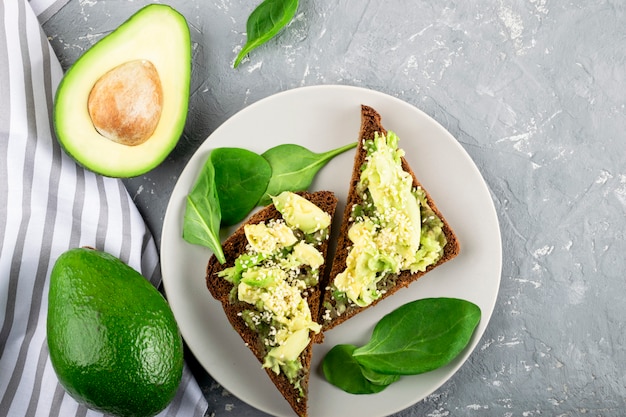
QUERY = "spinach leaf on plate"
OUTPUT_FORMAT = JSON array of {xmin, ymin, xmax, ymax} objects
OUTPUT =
[
  {"xmin": 322, "ymin": 298, "xmax": 482, "ymax": 394},
  {"xmin": 210, "ymin": 147, "xmax": 272, "ymax": 226},
  {"xmin": 182, "ymin": 156, "xmax": 225, "ymax": 264},
  {"xmin": 259, "ymin": 142, "xmax": 357, "ymax": 206},
  {"xmin": 322, "ymin": 344, "xmax": 396, "ymax": 395},
  {"xmin": 352, "ymin": 298, "xmax": 482, "ymax": 375},
  {"xmin": 182, "ymin": 141, "xmax": 354, "ymax": 263}
]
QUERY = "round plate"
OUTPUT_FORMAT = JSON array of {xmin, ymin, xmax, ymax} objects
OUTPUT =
[{"xmin": 161, "ymin": 85, "xmax": 502, "ymax": 417}]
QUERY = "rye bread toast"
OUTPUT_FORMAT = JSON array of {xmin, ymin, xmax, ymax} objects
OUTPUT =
[
  {"xmin": 320, "ymin": 105, "xmax": 460, "ymax": 331},
  {"xmin": 206, "ymin": 191, "xmax": 338, "ymax": 417}
]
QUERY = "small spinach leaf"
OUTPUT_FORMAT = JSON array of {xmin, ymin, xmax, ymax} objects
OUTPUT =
[
  {"xmin": 352, "ymin": 298, "xmax": 481, "ymax": 375},
  {"xmin": 210, "ymin": 148, "xmax": 272, "ymax": 226},
  {"xmin": 183, "ymin": 156, "xmax": 226, "ymax": 264},
  {"xmin": 322, "ymin": 344, "xmax": 394, "ymax": 394},
  {"xmin": 234, "ymin": 0, "xmax": 299, "ymax": 68},
  {"xmin": 360, "ymin": 366, "xmax": 401, "ymax": 386},
  {"xmin": 259, "ymin": 141, "xmax": 357, "ymax": 205}
]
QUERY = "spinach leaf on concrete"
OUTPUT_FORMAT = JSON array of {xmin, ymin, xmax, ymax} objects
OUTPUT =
[
  {"xmin": 353, "ymin": 298, "xmax": 481, "ymax": 375},
  {"xmin": 234, "ymin": 0, "xmax": 299, "ymax": 68},
  {"xmin": 183, "ymin": 156, "xmax": 225, "ymax": 264},
  {"xmin": 210, "ymin": 147, "xmax": 272, "ymax": 226},
  {"xmin": 259, "ymin": 141, "xmax": 357, "ymax": 205},
  {"xmin": 322, "ymin": 344, "xmax": 394, "ymax": 395}
]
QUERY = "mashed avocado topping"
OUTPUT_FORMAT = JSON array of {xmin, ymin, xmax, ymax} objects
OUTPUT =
[
  {"xmin": 329, "ymin": 131, "xmax": 447, "ymax": 309},
  {"xmin": 217, "ymin": 192, "xmax": 330, "ymax": 395}
]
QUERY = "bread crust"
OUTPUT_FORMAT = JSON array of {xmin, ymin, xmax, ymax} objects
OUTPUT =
[
  {"xmin": 206, "ymin": 191, "xmax": 338, "ymax": 417},
  {"xmin": 320, "ymin": 105, "xmax": 460, "ymax": 331}
]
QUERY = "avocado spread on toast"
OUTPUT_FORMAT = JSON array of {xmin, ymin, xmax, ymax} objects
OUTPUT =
[
  {"xmin": 217, "ymin": 191, "xmax": 331, "ymax": 395},
  {"xmin": 328, "ymin": 131, "xmax": 447, "ymax": 310}
]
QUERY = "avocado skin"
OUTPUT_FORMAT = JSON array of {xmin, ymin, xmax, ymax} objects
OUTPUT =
[{"xmin": 47, "ymin": 248, "xmax": 183, "ymax": 417}]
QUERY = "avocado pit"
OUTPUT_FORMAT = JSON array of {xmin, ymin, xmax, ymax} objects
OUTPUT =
[{"xmin": 87, "ymin": 59, "xmax": 163, "ymax": 146}]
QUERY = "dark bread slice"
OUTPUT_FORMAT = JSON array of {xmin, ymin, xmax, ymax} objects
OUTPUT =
[
  {"xmin": 320, "ymin": 105, "xmax": 460, "ymax": 331},
  {"xmin": 206, "ymin": 191, "xmax": 338, "ymax": 417}
]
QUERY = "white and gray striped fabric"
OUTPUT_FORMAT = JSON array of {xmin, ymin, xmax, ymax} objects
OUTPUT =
[{"xmin": 0, "ymin": 1, "xmax": 208, "ymax": 416}]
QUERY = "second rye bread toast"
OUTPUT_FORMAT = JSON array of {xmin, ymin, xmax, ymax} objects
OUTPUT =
[
  {"xmin": 320, "ymin": 105, "xmax": 460, "ymax": 331},
  {"xmin": 206, "ymin": 191, "xmax": 337, "ymax": 417}
]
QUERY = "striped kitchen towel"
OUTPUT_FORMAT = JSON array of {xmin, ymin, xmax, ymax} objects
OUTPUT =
[{"xmin": 0, "ymin": 1, "xmax": 208, "ymax": 416}]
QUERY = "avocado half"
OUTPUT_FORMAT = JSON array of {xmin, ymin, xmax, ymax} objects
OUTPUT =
[{"xmin": 54, "ymin": 4, "xmax": 191, "ymax": 178}]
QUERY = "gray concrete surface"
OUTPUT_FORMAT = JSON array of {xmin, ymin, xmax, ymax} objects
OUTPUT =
[{"xmin": 43, "ymin": 1, "xmax": 626, "ymax": 416}]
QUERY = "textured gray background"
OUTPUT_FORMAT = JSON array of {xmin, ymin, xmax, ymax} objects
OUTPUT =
[{"xmin": 43, "ymin": 1, "xmax": 626, "ymax": 416}]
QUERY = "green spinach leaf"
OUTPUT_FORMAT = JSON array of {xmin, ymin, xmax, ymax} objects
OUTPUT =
[
  {"xmin": 182, "ymin": 141, "xmax": 354, "ymax": 263},
  {"xmin": 322, "ymin": 344, "xmax": 394, "ymax": 394},
  {"xmin": 182, "ymin": 156, "xmax": 226, "ymax": 264},
  {"xmin": 234, "ymin": 0, "xmax": 299, "ymax": 68},
  {"xmin": 352, "ymin": 298, "xmax": 481, "ymax": 375},
  {"xmin": 258, "ymin": 142, "xmax": 357, "ymax": 205},
  {"xmin": 360, "ymin": 366, "xmax": 401, "ymax": 386},
  {"xmin": 210, "ymin": 147, "xmax": 272, "ymax": 226}
]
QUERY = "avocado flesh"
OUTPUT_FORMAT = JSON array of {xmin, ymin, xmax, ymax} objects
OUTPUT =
[{"xmin": 53, "ymin": 4, "xmax": 191, "ymax": 178}]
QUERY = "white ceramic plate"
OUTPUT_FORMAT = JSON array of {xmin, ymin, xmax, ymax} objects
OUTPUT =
[{"xmin": 161, "ymin": 85, "xmax": 502, "ymax": 417}]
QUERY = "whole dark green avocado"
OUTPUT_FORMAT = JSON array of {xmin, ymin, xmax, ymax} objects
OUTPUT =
[{"xmin": 47, "ymin": 247, "xmax": 183, "ymax": 417}]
